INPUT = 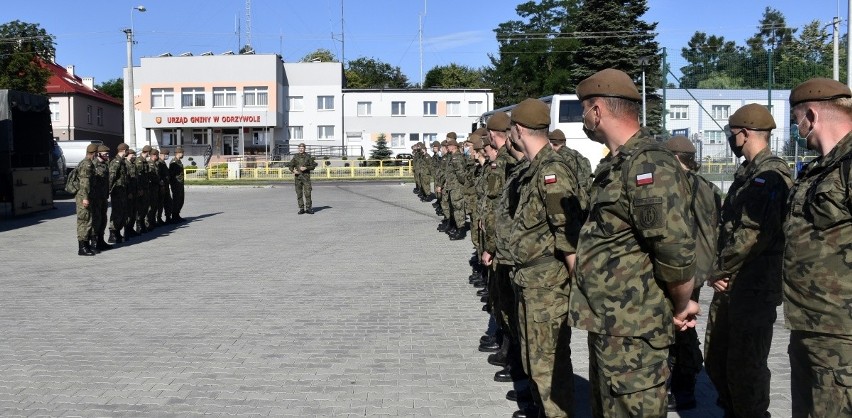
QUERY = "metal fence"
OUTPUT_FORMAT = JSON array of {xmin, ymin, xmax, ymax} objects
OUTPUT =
[{"xmin": 185, "ymin": 159, "xmax": 413, "ymax": 181}]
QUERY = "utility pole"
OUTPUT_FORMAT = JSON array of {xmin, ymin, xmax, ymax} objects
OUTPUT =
[{"xmin": 419, "ymin": 0, "xmax": 426, "ymax": 87}]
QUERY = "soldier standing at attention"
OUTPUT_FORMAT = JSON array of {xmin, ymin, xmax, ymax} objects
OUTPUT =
[
  {"xmin": 169, "ymin": 147, "xmax": 186, "ymax": 223},
  {"xmin": 135, "ymin": 145, "xmax": 151, "ymax": 233},
  {"xmin": 124, "ymin": 148, "xmax": 140, "ymax": 239},
  {"xmin": 548, "ymin": 128, "xmax": 593, "ymax": 197},
  {"xmin": 158, "ymin": 148, "xmax": 173, "ymax": 224},
  {"xmin": 417, "ymin": 143, "xmax": 434, "ymax": 202},
  {"xmin": 704, "ymin": 104, "xmax": 792, "ymax": 418},
  {"xmin": 507, "ymin": 98, "xmax": 582, "ymax": 418},
  {"xmin": 146, "ymin": 149, "xmax": 162, "ymax": 229},
  {"xmin": 567, "ymin": 69, "xmax": 698, "ymax": 417},
  {"xmin": 438, "ymin": 139, "xmax": 454, "ymax": 225},
  {"xmin": 431, "ymin": 140, "xmax": 444, "ymax": 215},
  {"xmin": 107, "ymin": 143, "xmax": 130, "ymax": 244},
  {"xmin": 784, "ymin": 78, "xmax": 852, "ymax": 418},
  {"xmin": 288, "ymin": 143, "xmax": 317, "ymax": 214},
  {"xmin": 91, "ymin": 144, "xmax": 112, "ymax": 252},
  {"xmin": 75, "ymin": 144, "xmax": 98, "ymax": 256}
]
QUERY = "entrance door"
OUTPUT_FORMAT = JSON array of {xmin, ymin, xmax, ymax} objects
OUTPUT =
[{"xmin": 223, "ymin": 134, "xmax": 240, "ymax": 155}]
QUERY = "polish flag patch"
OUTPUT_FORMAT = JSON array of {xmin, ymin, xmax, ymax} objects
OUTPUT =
[
  {"xmin": 636, "ymin": 172, "xmax": 654, "ymax": 186},
  {"xmin": 544, "ymin": 174, "xmax": 557, "ymax": 184},
  {"xmin": 753, "ymin": 177, "xmax": 766, "ymax": 186}
]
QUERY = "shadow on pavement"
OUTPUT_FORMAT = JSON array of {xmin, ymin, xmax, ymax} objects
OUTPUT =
[{"xmin": 0, "ymin": 200, "xmax": 76, "ymax": 232}]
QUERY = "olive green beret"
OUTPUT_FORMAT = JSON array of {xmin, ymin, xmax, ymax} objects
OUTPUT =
[
  {"xmin": 86, "ymin": 144, "xmax": 98, "ymax": 153},
  {"xmin": 446, "ymin": 137, "xmax": 459, "ymax": 146},
  {"xmin": 97, "ymin": 145, "xmax": 109, "ymax": 152},
  {"xmin": 142, "ymin": 145, "xmax": 152, "ymax": 152},
  {"xmin": 486, "ymin": 111, "xmax": 510, "ymax": 131},
  {"xmin": 161, "ymin": 148, "xmax": 170, "ymax": 155},
  {"xmin": 548, "ymin": 129, "xmax": 566, "ymax": 143},
  {"xmin": 511, "ymin": 98, "xmax": 550, "ymax": 130},
  {"xmin": 117, "ymin": 143, "xmax": 129, "ymax": 151},
  {"xmin": 790, "ymin": 77, "xmax": 852, "ymax": 106},
  {"xmin": 441, "ymin": 139, "xmax": 447, "ymax": 146},
  {"xmin": 126, "ymin": 148, "xmax": 136, "ymax": 155},
  {"xmin": 470, "ymin": 135, "xmax": 484, "ymax": 150},
  {"xmin": 150, "ymin": 148, "xmax": 159, "ymax": 155},
  {"xmin": 481, "ymin": 134, "xmax": 492, "ymax": 148},
  {"xmin": 576, "ymin": 68, "xmax": 641, "ymax": 102},
  {"xmin": 663, "ymin": 135, "xmax": 696, "ymax": 154},
  {"xmin": 729, "ymin": 103, "xmax": 776, "ymax": 131},
  {"xmin": 446, "ymin": 132, "xmax": 457, "ymax": 140},
  {"xmin": 431, "ymin": 141, "xmax": 441, "ymax": 148},
  {"xmin": 175, "ymin": 147, "xmax": 184, "ymax": 153}
]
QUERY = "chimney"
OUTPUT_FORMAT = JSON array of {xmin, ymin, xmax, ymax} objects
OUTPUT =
[
  {"xmin": 65, "ymin": 65, "xmax": 75, "ymax": 77},
  {"xmin": 82, "ymin": 77, "xmax": 94, "ymax": 90}
]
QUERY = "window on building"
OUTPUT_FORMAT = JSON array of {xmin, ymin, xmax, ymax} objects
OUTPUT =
[
  {"xmin": 86, "ymin": 105, "xmax": 92, "ymax": 124},
  {"xmin": 252, "ymin": 130, "xmax": 268, "ymax": 145},
  {"xmin": 49, "ymin": 101, "xmax": 60, "ymax": 121},
  {"xmin": 669, "ymin": 105, "xmax": 688, "ymax": 120},
  {"xmin": 213, "ymin": 87, "xmax": 237, "ymax": 107},
  {"xmin": 468, "ymin": 101, "xmax": 483, "ymax": 116},
  {"xmin": 357, "ymin": 101, "xmax": 372, "ymax": 116},
  {"xmin": 96, "ymin": 107, "xmax": 103, "ymax": 126},
  {"xmin": 162, "ymin": 129, "xmax": 178, "ymax": 146},
  {"xmin": 151, "ymin": 88, "xmax": 174, "ymax": 108},
  {"xmin": 191, "ymin": 129, "xmax": 209, "ymax": 145},
  {"xmin": 392, "ymin": 101, "xmax": 406, "ymax": 116},
  {"xmin": 318, "ymin": 125, "xmax": 335, "ymax": 140},
  {"xmin": 705, "ymin": 130, "xmax": 725, "ymax": 144},
  {"xmin": 181, "ymin": 87, "xmax": 205, "ymax": 108},
  {"xmin": 391, "ymin": 133, "xmax": 406, "ymax": 147},
  {"xmin": 288, "ymin": 126, "xmax": 303, "ymax": 140},
  {"xmin": 423, "ymin": 133, "xmax": 437, "ymax": 145},
  {"xmin": 447, "ymin": 101, "xmax": 460, "ymax": 116},
  {"xmin": 243, "ymin": 86, "xmax": 268, "ymax": 106},
  {"xmin": 317, "ymin": 96, "xmax": 334, "ymax": 111},
  {"xmin": 423, "ymin": 101, "xmax": 437, "ymax": 116},
  {"xmin": 409, "ymin": 133, "xmax": 419, "ymax": 142},
  {"xmin": 287, "ymin": 96, "xmax": 304, "ymax": 111},
  {"xmin": 712, "ymin": 105, "xmax": 730, "ymax": 120}
]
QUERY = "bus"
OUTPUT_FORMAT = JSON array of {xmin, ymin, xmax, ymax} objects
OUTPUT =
[{"xmin": 479, "ymin": 94, "xmax": 608, "ymax": 171}]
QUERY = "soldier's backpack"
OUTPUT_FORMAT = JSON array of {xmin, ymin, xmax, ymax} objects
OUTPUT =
[
  {"xmin": 64, "ymin": 167, "xmax": 80, "ymax": 195},
  {"xmin": 687, "ymin": 172, "xmax": 722, "ymax": 284}
]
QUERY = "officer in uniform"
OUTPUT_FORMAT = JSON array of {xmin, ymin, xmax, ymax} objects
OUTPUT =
[
  {"xmin": 567, "ymin": 69, "xmax": 698, "ymax": 417},
  {"xmin": 158, "ymin": 148, "xmax": 173, "ymax": 224},
  {"xmin": 169, "ymin": 147, "xmax": 186, "ymax": 222},
  {"xmin": 135, "ymin": 145, "xmax": 151, "ymax": 233},
  {"xmin": 124, "ymin": 148, "xmax": 139, "ymax": 238},
  {"xmin": 91, "ymin": 144, "xmax": 112, "ymax": 252},
  {"xmin": 75, "ymin": 144, "xmax": 98, "ymax": 256},
  {"xmin": 784, "ymin": 78, "xmax": 852, "ymax": 418},
  {"xmin": 704, "ymin": 104, "xmax": 792, "ymax": 418},
  {"xmin": 288, "ymin": 143, "xmax": 318, "ymax": 214},
  {"xmin": 107, "ymin": 143, "xmax": 130, "ymax": 244}
]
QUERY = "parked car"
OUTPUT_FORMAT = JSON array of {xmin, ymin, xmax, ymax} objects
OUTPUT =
[
  {"xmin": 394, "ymin": 153, "xmax": 413, "ymax": 166},
  {"xmin": 57, "ymin": 139, "xmax": 102, "ymax": 175}
]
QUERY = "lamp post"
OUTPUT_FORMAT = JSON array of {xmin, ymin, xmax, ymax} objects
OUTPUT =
[
  {"xmin": 638, "ymin": 55, "xmax": 651, "ymax": 127},
  {"xmin": 124, "ymin": 5, "xmax": 146, "ymax": 150}
]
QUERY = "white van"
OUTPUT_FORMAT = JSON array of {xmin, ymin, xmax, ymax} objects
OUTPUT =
[{"xmin": 57, "ymin": 140, "xmax": 102, "ymax": 174}]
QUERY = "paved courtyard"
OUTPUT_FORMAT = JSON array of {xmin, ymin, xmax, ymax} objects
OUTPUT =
[{"xmin": 0, "ymin": 182, "xmax": 792, "ymax": 417}]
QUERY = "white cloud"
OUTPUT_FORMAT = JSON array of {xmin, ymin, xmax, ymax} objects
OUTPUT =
[{"xmin": 424, "ymin": 31, "xmax": 488, "ymax": 51}]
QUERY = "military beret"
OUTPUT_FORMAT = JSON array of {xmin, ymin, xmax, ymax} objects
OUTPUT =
[
  {"xmin": 790, "ymin": 77, "xmax": 852, "ymax": 106},
  {"xmin": 470, "ymin": 135, "xmax": 484, "ymax": 150},
  {"xmin": 117, "ymin": 143, "xmax": 129, "ymax": 151},
  {"xmin": 729, "ymin": 103, "xmax": 776, "ymax": 131},
  {"xmin": 481, "ymin": 134, "xmax": 492, "ymax": 148},
  {"xmin": 486, "ymin": 112, "xmax": 510, "ymax": 131},
  {"xmin": 441, "ymin": 139, "xmax": 447, "ymax": 146},
  {"xmin": 446, "ymin": 132, "xmax": 457, "ymax": 140},
  {"xmin": 152, "ymin": 149, "xmax": 161, "ymax": 155},
  {"xmin": 175, "ymin": 147, "xmax": 184, "ymax": 153},
  {"xmin": 142, "ymin": 145, "xmax": 152, "ymax": 152},
  {"xmin": 548, "ymin": 129, "xmax": 566, "ymax": 143},
  {"xmin": 161, "ymin": 148, "xmax": 170, "ymax": 155},
  {"xmin": 446, "ymin": 137, "xmax": 459, "ymax": 146},
  {"xmin": 126, "ymin": 148, "xmax": 136, "ymax": 155},
  {"xmin": 97, "ymin": 145, "xmax": 109, "ymax": 152},
  {"xmin": 576, "ymin": 68, "xmax": 642, "ymax": 103},
  {"xmin": 431, "ymin": 141, "xmax": 441, "ymax": 148},
  {"xmin": 86, "ymin": 144, "xmax": 98, "ymax": 153},
  {"xmin": 511, "ymin": 98, "xmax": 550, "ymax": 130},
  {"xmin": 663, "ymin": 135, "xmax": 696, "ymax": 154}
]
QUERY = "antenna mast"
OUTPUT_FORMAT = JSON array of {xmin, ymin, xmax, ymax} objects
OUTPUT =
[
  {"xmin": 419, "ymin": 0, "xmax": 426, "ymax": 87},
  {"xmin": 245, "ymin": 0, "xmax": 252, "ymax": 50}
]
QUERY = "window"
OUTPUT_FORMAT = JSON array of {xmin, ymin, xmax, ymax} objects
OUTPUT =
[
  {"xmin": 391, "ymin": 133, "xmax": 406, "ymax": 147},
  {"xmin": 191, "ymin": 129, "xmax": 209, "ymax": 145},
  {"xmin": 447, "ymin": 101, "xmax": 460, "ymax": 116},
  {"xmin": 213, "ymin": 87, "xmax": 237, "ymax": 107},
  {"xmin": 162, "ymin": 129, "xmax": 178, "ymax": 146},
  {"xmin": 410, "ymin": 133, "xmax": 420, "ymax": 142},
  {"xmin": 288, "ymin": 126, "xmax": 303, "ymax": 140},
  {"xmin": 468, "ymin": 101, "xmax": 483, "ymax": 116},
  {"xmin": 252, "ymin": 130, "xmax": 268, "ymax": 145},
  {"xmin": 96, "ymin": 107, "xmax": 103, "ymax": 126},
  {"xmin": 711, "ymin": 105, "xmax": 730, "ymax": 120},
  {"xmin": 181, "ymin": 87, "xmax": 205, "ymax": 108},
  {"xmin": 287, "ymin": 96, "xmax": 304, "ymax": 111},
  {"xmin": 423, "ymin": 101, "xmax": 437, "ymax": 116},
  {"xmin": 317, "ymin": 95, "xmax": 334, "ymax": 111},
  {"xmin": 423, "ymin": 133, "xmax": 437, "ymax": 145},
  {"xmin": 357, "ymin": 101, "xmax": 372, "ymax": 116},
  {"xmin": 86, "ymin": 105, "xmax": 92, "ymax": 124},
  {"xmin": 392, "ymin": 101, "xmax": 406, "ymax": 116},
  {"xmin": 558, "ymin": 100, "xmax": 583, "ymax": 123},
  {"xmin": 244, "ymin": 86, "xmax": 268, "ymax": 107},
  {"xmin": 705, "ymin": 130, "xmax": 726, "ymax": 144},
  {"xmin": 151, "ymin": 88, "xmax": 174, "ymax": 108},
  {"xmin": 49, "ymin": 101, "xmax": 60, "ymax": 121},
  {"xmin": 318, "ymin": 125, "xmax": 335, "ymax": 140},
  {"xmin": 670, "ymin": 105, "xmax": 688, "ymax": 120}
]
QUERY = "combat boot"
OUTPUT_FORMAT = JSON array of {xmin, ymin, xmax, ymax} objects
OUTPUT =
[
  {"xmin": 114, "ymin": 229, "xmax": 124, "ymax": 244},
  {"xmin": 107, "ymin": 230, "xmax": 117, "ymax": 244},
  {"xmin": 449, "ymin": 227, "xmax": 466, "ymax": 241},
  {"xmin": 78, "ymin": 241, "xmax": 95, "ymax": 256},
  {"xmin": 437, "ymin": 219, "xmax": 449, "ymax": 232},
  {"xmin": 96, "ymin": 235, "xmax": 113, "ymax": 251},
  {"xmin": 124, "ymin": 225, "xmax": 134, "ymax": 240},
  {"xmin": 89, "ymin": 238, "xmax": 101, "ymax": 254}
]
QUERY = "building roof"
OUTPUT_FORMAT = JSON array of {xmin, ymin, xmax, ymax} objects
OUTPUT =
[{"xmin": 43, "ymin": 59, "xmax": 122, "ymax": 106}]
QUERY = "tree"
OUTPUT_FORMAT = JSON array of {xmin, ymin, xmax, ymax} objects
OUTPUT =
[
  {"xmin": 300, "ymin": 48, "xmax": 337, "ymax": 63},
  {"xmin": 0, "ymin": 20, "xmax": 55, "ymax": 94},
  {"xmin": 424, "ymin": 64, "xmax": 486, "ymax": 88},
  {"xmin": 679, "ymin": 32, "xmax": 740, "ymax": 88},
  {"xmin": 370, "ymin": 133, "xmax": 393, "ymax": 161},
  {"xmin": 345, "ymin": 57, "xmax": 409, "ymax": 88},
  {"xmin": 96, "ymin": 78, "xmax": 123, "ymax": 99}
]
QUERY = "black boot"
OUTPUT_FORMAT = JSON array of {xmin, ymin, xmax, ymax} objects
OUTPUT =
[
  {"xmin": 107, "ymin": 230, "xmax": 117, "ymax": 244},
  {"xmin": 78, "ymin": 240, "xmax": 95, "ymax": 256},
  {"xmin": 123, "ymin": 225, "xmax": 133, "ymax": 240},
  {"xmin": 97, "ymin": 235, "xmax": 113, "ymax": 251},
  {"xmin": 114, "ymin": 229, "xmax": 123, "ymax": 244},
  {"xmin": 89, "ymin": 238, "xmax": 101, "ymax": 254},
  {"xmin": 437, "ymin": 219, "xmax": 449, "ymax": 232}
]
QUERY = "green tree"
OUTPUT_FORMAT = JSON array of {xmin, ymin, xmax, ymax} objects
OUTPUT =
[
  {"xmin": 300, "ymin": 48, "xmax": 337, "ymax": 62},
  {"xmin": 424, "ymin": 63, "xmax": 486, "ymax": 88},
  {"xmin": 370, "ymin": 133, "xmax": 393, "ymax": 161},
  {"xmin": 96, "ymin": 78, "xmax": 123, "ymax": 99},
  {"xmin": 345, "ymin": 57, "xmax": 409, "ymax": 88},
  {"xmin": 679, "ymin": 32, "xmax": 740, "ymax": 88},
  {"xmin": 0, "ymin": 20, "xmax": 55, "ymax": 94}
]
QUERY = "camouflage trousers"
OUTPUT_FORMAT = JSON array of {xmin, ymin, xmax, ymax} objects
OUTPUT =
[
  {"xmin": 705, "ymin": 291, "xmax": 776, "ymax": 417},
  {"xmin": 789, "ymin": 331, "xmax": 852, "ymax": 418},
  {"xmin": 490, "ymin": 263, "xmax": 517, "ymax": 341},
  {"xmin": 669, "ymin": 287, "xmax": 703, "ymax": 395},
  {"xmin": 91, "ymin": 196, "xmax": 107, "ymax": 238},
  {"xmin": 470, "ymin": 213, "xmax": 481, "ymax": 251},
  {"xmin": 446, "ymin": 189, "xmax": 466, "ymax": 228},
  {"xmin": 171, "ymin": 183, "xmax": 185, "ymax": 216},
  {"xmin": 136, "ymin": 190, "xmax": 148, "ymax": 229},
  {"xmin": 439, "ymin": 187, "xmax": 451, "ymax": 219},
  {"xmin": 517, "ymin": 284, "xmax": 573, "ymax": 417},
  {"xmin": 146, "ymin": 185, "xmax": 160, "ymax": 227},
  {"xmin": 294, "ymin": 175, "xmax": 312, "ymax": 210},
  {"xmin": 587, "ymin": 333, "xmax": 669, "ymax": 418},
  {"xmin": 158, "ymin": 185, "xmax": 172, "ymax": 221},
  {"xmin": 109, "ymin": 187, "xmax": 127, "ymax": 232},
  {"xmin": 418, "ymin": 173, "xmax": 432, "ymax": 195},
  {"xmin": 75, "ymin": 196, "xmax": 92, "ymax": 241}
]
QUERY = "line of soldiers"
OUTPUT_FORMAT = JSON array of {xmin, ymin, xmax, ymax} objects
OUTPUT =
[
  {"xmin": 412, "ymin": 71, "xmax": 851, "ymax": 418},
  {"xmin": 74, "ymin": 143, "xmax": 186, "ymax": 256}
]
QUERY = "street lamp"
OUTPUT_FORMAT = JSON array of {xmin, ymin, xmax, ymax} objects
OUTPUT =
[
  {"xmin": 124, "ymin": 5, "xmax": 146, "ymax": 150},
  {"xmin": 637, "ymin": 55, "xmax": 651, "ymax": 127}
]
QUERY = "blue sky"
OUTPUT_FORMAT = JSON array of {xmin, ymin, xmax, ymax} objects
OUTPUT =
[{"xmin": 7, "ymin": 0, "xmax": 847, "ymax": 87}]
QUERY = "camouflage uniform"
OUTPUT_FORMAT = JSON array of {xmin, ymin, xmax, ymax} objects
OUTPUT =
[
  {"xmin": 444, "ymin": 150, "xmax": 468, "ymax": 229},
  {"xmin": 288, "ymin": 151, "xmax": 317, "ymax": 212},
  {"xmin": 489, "ymin": 147, "xmax": 521, "ymax": 347},
  {"xmin": 439, "ymin": 151, "xmax": 453, "ymax": 219},
  {"xmin": 419, "ymin": 149, "xmax": 433, "ymax": 197},
  {"xmin": 157, "ymin": 157, "xmax": 172, "ymax": 223},
  {"xmin": 124, "ymin": 153, "xmax": 138, "ymax": 237},
  {"xmin": 108, "ymin": 153, "xmax": 129, "ymax": 240},
  {"xmin": 135, "ymin": 154, "xmax": 150, "ymax": 232},
  {"xmin": 75, "ymin": 157, "xmax": 94, "ymax": 242},
  {"xmin": 556, "ymin": 144, "xmax": 593, "ymax": 195},
  {"xmin": 509, "ymin": 145, "xmax": 582, "ymax": 417},
  {"xmin": 169, "ymin": 155, "xmax": 185, "ymax": 220},
  {"xmin": 146, "ymin": 155, "xmax": 161, "ymax": 228},
  {"xmin": 468, "ymin": 159, "xmax": 485, "ymax": 251},
  {"xmin": 91, "ymin": 156, "xmax": 110, "ymax": 243},
  {"xmin": 784, "ymin": 131, "xmax": 852, "ymax": 418},
  {"xmin": 568, "ymin": 133, "xmax": 696, "ymax": 417},
  {"xmin": 432, "ymin": 149, "xmax": 444, "ymax": 209}
]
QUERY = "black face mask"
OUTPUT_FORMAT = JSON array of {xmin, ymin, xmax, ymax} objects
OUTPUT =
[{"xmin": 727, "ymin": 131, "xmax": 743, "ymax": 158}]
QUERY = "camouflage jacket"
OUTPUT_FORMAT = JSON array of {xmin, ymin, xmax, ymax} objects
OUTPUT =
[
  {"xmin": 125, "ymin": 157, "xmax": 138, "ymax": 196},
  {"xmin": 716, "ymin": 147, "xmax": 792, "ymax": 302},
  {"xmin": 419, "ymin": 152, "xmax": 433, "ymax": 177},
  {"xmin": 169, "ymin": 158, "xmax": 184, "ymax": 186},
  {"xmin": 108, "ymin": 156, "xmax": 128, "ymax": 191},
  {"xmin": 443, "ymin": 151, "xmax": 465, "ymax": 191},
  {"xmin": 157, "ymin": 160, "xmax": 171, "ymax": 190},
  {"xmin": 431, "ymin": 152, "xmax": 443, "ymax": 185},
  {"xmin": 568, "ymin": 132, "xmax": 696, "ymax": 346},
  {"xmin": 557, "ymin": 145, "xmax": 593, "ymax": 210},
  {"xmin": 477, "ymin": 156, "xmax": 500, "ymax": 254},
  {"xmin": 136, "ymin": 156, "xmax": 150, "ymax": 190},
  {"xmin": 495, "ymin": 154, "xmax": 526, "ymax": 265},
  {"xmin": 148, "ymin": 159, "xmax": 161, "ymax": 189},
  {"xmin": 783, "ymin": 131, "xmax": 852, "ymax": 335},
  {"xmin": 288, "ymin": 152, "xmax": 317, "ymax": 177},
  {"xmin": 463, "ymin": 157, "xmax": 478, "ymax": 199},
  {"xmin": 76, "ymin": 158, "xmax": 94, "ymax": 200},
  {"xmin": 93, "ymin": 158, "xmax": 110, "ymax": 199}
]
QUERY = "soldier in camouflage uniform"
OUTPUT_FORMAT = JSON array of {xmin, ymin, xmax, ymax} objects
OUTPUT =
[
  {"xmin": 431, "ymin": 141, "xmax": 444, "ymax": 215},
  {"xmin": 135, "ymin": 145, "xmax": 151, "ymax": 233},
  {"xmin": 410, "ymin": 143, "xmax": 422, "ymax": 197},
  {"xmin": 417, "ymin": 143, "xmax": 434, "ymax": 201},
  {"xmin": 567, "ymin": 69, "xmax": 698, "ymax": 417},
  {"xmin": 107, "ymin": 143, "xmax": 130, "ymax": 244},
  {"xmin": 288, "ymin": 143, "xmax": 318, "ymax": 214},
  {"xmin": 75, "ymin": 144, "xmax": 98, "ymax": 256},
  {"xmin": 785, "ymin": 78, "xmax": 852, "ymax": 418},
  {"xmin": 548, "ymin": 128, "xmax": 593, "ymax": 200},
  {"xmin": 169, "ymin": 147, "xmax": 186, "ymax": 223},
  {"xmin": 158, "ymin": 148, "xmax": 172, "ymax": 224},
  {"xmin": 146, "ymin": 149, "xmax": 162, "ymax": 229},
  {"xmin": 124, "ymin": 148, "xmax": 139, "ymax": 238},
  {"xmin": 704, "ymin": 104, "xmax": 792, "ymax": 418},
  {"xmin": 507, "ymin": 99, "xmax": 582, "ymax": 418},
  {"xmin": 442, "ymin": 134, "xmax": 468, "ymax": 240},
  {"xmin": 438, "ymin": 139, "xmax": 454, "ymax": 223},
  {"xmin": 91, "ymin": 144, "xmax": 112, "ymax": 252}
]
